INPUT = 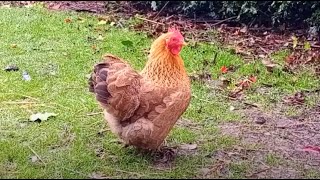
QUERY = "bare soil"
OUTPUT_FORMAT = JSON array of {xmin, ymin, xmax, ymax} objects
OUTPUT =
[{"xmin": 217, "ymin": 101, "xmax": 320, "ymax": 178}]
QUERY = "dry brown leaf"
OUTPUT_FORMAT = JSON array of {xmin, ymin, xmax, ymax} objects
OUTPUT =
[
  {"xmin": 89, "ymin": 172, "xmax": 109, "ymax": 179},
  {"xmin": 180, "ymin": 143, "xmax": 197, "ymax": 150},
  {"xmin": 285, "ymin": 54, "xmax": 296, "ymax": 64},
  {"xmin": 50, "ymin": 4, "xmax": 61, "ymax": 10},
  {"xmin": 261, "ymin": 58, "xmax": 280, "ymax": 72},
  {"xmin": 64, "ymin": 18, "xmax": 72, "ymax": 23},
  {"xmin": 98, "ymin": 16, "xmax": 110, "ymax": 22},
  {"xmin": 240, "ymin": 26, "xmax": 248, "ymax": 34},
  {"xmin": 283, "ymin": 92, "xmax": 305, "ymax": 105}
]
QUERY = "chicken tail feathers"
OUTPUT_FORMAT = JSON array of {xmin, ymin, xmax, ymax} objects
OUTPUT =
[
  {"xmin": 88, "ymin": 62, "xmax": 112, "ymax": 105},
  {"xmin": 88, "ymin": 74, "xmax": 96, "ymax": 93},
  {"xmin": 89, "ymin": 54, "xmax": 142, "ymax": 121}
]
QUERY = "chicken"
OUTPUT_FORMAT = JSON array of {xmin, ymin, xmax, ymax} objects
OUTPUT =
[{"xmin": 88, "ymin": 27, "xmax": 191, "ymax": 150}]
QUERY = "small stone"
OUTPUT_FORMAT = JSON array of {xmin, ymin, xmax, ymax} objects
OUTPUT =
[
  {"xmin": 30, "ymin": 156, "xmax": 38, "ymax": 163},
  {"xmin": 255, "ymin": 116, "xmax": 266, "ymax": 125},
  {"xmin": 22, "ymin": 71, "xmax": 31, "ymax": 81},
  {"xmin": 265, "ymin": 132, "xmax": 271, "ymax": 136},
  {"xmin": 200, "ymin": 168, "xmax": 211, "ymax": 176}
]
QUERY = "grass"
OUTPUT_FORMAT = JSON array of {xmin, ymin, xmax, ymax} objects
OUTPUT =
[{"xmin": 0, "ymin": 6, "xmax": 320, "ymax": 178}]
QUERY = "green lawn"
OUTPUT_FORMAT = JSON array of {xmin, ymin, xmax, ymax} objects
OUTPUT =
[{"xmin": 0, "ymin": 6, "xmax": 319, "ymax": 178}]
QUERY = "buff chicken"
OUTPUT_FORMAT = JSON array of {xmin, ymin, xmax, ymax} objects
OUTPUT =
[{"xmin": 88, "ymin": 27, "xmax": 191, "ymax": 150}]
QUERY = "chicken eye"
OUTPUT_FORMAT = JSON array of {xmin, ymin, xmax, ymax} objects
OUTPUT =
[{"xmin": 171, "ymin": 38, "xmax": 178, "ymax": 43}]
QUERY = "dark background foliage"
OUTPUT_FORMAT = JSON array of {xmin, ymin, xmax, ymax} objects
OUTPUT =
[{"xmin": 130, "ymin": 1, "xmax": 320, "ymax": 31}]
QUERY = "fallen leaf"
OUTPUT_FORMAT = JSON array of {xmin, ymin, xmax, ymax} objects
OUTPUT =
[
  {"xmin": 180, "ymin": 143, "xmax": 197, "ymax": 150},
  {"xmin": 261, "ymin": 58, "xmax": 279, "ymax": 72},
  {"xmin": 1, "ymin": 4, "xmax": 11, "ymax": 8},
  {"xmin": 4, "ymin": 65, "xmax": 19, "ymax": 71},
  {"xmin": 304, "ymin": 41, "xmax": 311, "ymax": 51},
  {"xmin": 233, "ymin": 29, "xmax": 240, "ymax": 35},
  {"xmin": 29, "ymin": 112, "xmax": 57, "ymax": 122},
  {"xmin": 283, "ymin": 92, "xmax": 305, "ymax": 105},
  {"xmin": 235, "ymin": 46, "xmax": 247, "ymax": 55},
  {"xmin": 285, "ymin": 54, "xmax": 295, "ymax": 64},
  {"xmin": 97, "ymin": 20, "xmax": 107, "ymax": 25},
  {"xmin": 229, "ymin": 75, "xmax": 258, "ymax": 99},
  {"xmin": 96, "ymin": 35, "xmax": 104, "ymax": 41},
  {"xmin": 64, "ymin": 18, "xmax": 72, "ymax": 23},
  {"xmin": 98, "ymin": 16, "xmax": 110, "ymax": 22},
  {"xmin": 218, "ymin": 76, "xmax": 231, "ymax": 88},
  {"xmin": 240, "ymin": 26, "xmax": 248, "ymax": 34},
  {"xmin": 303, "ymin": 145, "xmax": 320, "ymax": 153},
  {"xmin": 220, "ymin": 66, "xmax": 228, "ymax": 74},
  {"xmin": 77, "ymin": 17, "xmax": 86, "ymax": 23},
  {"xmin": 292, "ymin": 35, "xmax": 298, "ymax": 49},
  {"xmin": 89, "ymin": 172, "xmax": 109, "ymax": 179},
  {"xmin": 236, "ymin": 79, "xmax": 251, "ymax": 89},
  {"xmin": 248, "ymin": 75, "xmax": 257, "ymax": 83},
  {"xmin": 50, "ymin": 4, "xmax": 61, "ymax": 10}
]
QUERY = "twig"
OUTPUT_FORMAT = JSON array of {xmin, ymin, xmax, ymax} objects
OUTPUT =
[
  {"xmin": 192, "ymin": 94, "xmax": 214, "ymax": 104},
  {"xmin": 3, "ymin": 101, "xmax": 38, "ymax": 104},
  {"xmin": 243, "ymin": 102, "xmax": 259, "ymax": 108},
  {"xmin": 288, "ymin": 42, "xmax": 320, "ymax": 49},
  {"xmin": 220, "ymin": 94, "xmax": 238, "ymax": 101},
  {"xmin": 98, "ymin": 128, "xmax": 110, "ymax": 134},
  {"xmin": 135, "ymin": 16, "xmax": 165, "ymax": 26},
  {"xmin": 311, "ymin": 44, "xmax": 320, "ymax": 48},
  {"xmin": 87, "ymin": 112, "xmax": 103, "ymax": 116},
  {"xmin": 154, "ymin": 1, "xmax": 169, "ymax": 19},
  {"xmin": 193, "ymin": 16, "xmax": 237, "ymax": 24},
  {"xmin": 212, "ymin": 16, "xmax": 237, "ymax": 26},
  {"xmin": 302, "ymin": 88, "xmax": 320, "ymax": 94},
  {"xmin": 245, "ymin": 167, "xmax": 271, "ymax": 178},
  {"xmin": 258, "ymin": 45, "xmax": 270, "ymax": 54},
  {"xmin": 27, "ymin": 145, "xmax": 46, "ymax": 166},
  {"xmin": 164, "ymin": 15, "xmax": 174, "ymax": 21},
  {"xmin": 114, "ymin": 169, "xmax": 144, "ymax": 178},
  {"xmin": 261, "ymin": 83, "xmax": 274, "ymax": 87},
  {"xmin": 2, "ymin": 93, "xmax": 40, "ymax": 101},
  {"xmin": 281, "ymin": 121, "xmax": 320, "ymax": 128}
]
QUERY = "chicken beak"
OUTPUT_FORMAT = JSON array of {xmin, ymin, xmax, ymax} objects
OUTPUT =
[{"xmin": 182, "ymin": 41, "xmax": 188, "ymax": 46}]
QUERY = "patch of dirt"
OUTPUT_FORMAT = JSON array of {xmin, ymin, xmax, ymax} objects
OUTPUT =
[
  {"xmin": 176, "ymin": 118, "xmax": 203, "ymax": 131},
  {"xmin": 217, "ymin": 103, "xmax": 320, "ymax": 178}
]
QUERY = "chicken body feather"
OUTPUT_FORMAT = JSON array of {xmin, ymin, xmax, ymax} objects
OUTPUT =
[{"xmin": 89, "ymin": 31, "xmax": 191, "ymax": 150}]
